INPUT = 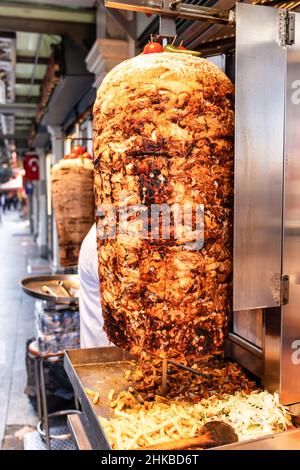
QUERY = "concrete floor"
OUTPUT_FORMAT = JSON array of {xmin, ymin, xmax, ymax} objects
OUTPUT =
[{"xmin": 0, "ymin": 210, "xmax": 43, "ymax": 449}]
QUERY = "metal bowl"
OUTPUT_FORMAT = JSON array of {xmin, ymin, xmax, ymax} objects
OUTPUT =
[{"xmin": 20, "ymin": 274, "xmax": 79, "ymax": 304}]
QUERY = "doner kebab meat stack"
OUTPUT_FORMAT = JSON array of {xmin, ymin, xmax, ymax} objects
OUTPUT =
[
  {"xmin": 51, "ymin": 148, "xmax": 95, "ymax": 268},
  {"xmin": 93, "ymin": 52, "xmax": 234, "ymax": 360}
]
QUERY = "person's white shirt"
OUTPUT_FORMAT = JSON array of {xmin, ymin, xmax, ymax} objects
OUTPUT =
[{"xmin": 78, "ymin": 223, "xmax": 111, "ymax": 348}]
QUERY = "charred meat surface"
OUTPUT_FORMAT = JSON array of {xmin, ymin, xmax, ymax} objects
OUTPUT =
[
  {"xmin": 93, "ymin": 53, "xmax": 234, "ymax": 359},
  {"xmin": 51, "ymin": 157, "xmax": 95, "ymax": 267}
]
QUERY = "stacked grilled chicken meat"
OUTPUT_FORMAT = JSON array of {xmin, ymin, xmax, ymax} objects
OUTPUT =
[
  {"xmin": 52, "ymin": 157, "xmax": 95, "ymax": 267},
  {"xmin": 93, "ymin": 53, "xmax": 234, "ymax": 360}
]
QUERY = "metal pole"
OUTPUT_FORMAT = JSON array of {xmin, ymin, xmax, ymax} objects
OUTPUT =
[
  {"xmin": 105, "ymin": 0, "xmax": 234, "ymax": 25},
  {"xmin": 161, "ymin": 358, "xmax": 168, "ymax": 395},
  {"xmin": 39, "ymin": 358, "xmax": 51, "ymax": 449},
  {"xmin": 34, "ymin": 357, "xmax": 42, "ymax": 420},
  {"xmin": 27, "ymin": 34, "xmax": 43, "ymax": 98}
]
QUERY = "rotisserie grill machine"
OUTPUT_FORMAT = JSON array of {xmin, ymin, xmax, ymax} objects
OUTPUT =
[
  {"xmin": 104, "ymin": 0, "xmax": 300, "ymax": 408},
  {"xmin": 64, "ymin": 1, "xmax": 300, "ymax": 449}
]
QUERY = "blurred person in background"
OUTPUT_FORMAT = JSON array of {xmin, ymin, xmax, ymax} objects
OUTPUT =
[
  {"xmin": 0, "ymin": 193, "xmax": 4, "ymax": 223},
  {"xmin": 8, "ymin": 192, "xmax": 14, "ymax": 210},
  {"xmin": 12, "ymin": 193, "xmax": 18, "ymax": 210},
  {"xmin": 20, "ymin": 190, "xmax": 28, "ymax": 219},
  {"xmin": 0, "ymin": 193, "xmax": 5, "ymax": 214},
  {"xmin": 4, "ymin": 193, "xmax": 9, "ymax": 211}
]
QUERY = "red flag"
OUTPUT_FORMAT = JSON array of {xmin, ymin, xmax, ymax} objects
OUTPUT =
[{"xmin": 23, "ymin": 154, "xmax": 39, "ymax": 181}]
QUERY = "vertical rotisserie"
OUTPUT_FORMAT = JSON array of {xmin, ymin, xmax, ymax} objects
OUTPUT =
[{"xmin": 93, "ymin": 53, "xmax": 234, "ymax": 359}]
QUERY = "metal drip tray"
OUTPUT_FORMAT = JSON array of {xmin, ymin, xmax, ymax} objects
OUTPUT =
[
  {"xmin": 20, "ymin": 274, "xmax": 79, "ymax": 304},
  {"xmin": 64, "ymin": 347, "xmax": 137, "ymax": 449},
  {"xmin": 64, "ymin": 347, "xmax": 300, "ymax": 450}
]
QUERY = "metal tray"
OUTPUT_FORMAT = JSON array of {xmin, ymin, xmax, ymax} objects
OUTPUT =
[
  {"xmin": 20, "ymin": 274, "xmax": 79, "ymax": 303},
  {"xmin": 64, "ymin": 347, "xmax": 300, "ymax": 451},
  {"xmin": 64, "ymin": 347, "xmax": 137, "ymax": 450}
]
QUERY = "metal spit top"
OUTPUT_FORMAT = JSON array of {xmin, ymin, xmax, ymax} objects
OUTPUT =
[
  {"xmin": 105, "ymin": 0, "xmax": 235, "ymax": 41},
  {"xmin": 105, "ymin": 0, "xmax": 235, "ymax": 24}
]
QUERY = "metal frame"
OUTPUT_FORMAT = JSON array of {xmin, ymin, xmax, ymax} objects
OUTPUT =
[
  {"xmin": 105, "ymin": 6, "xmax": 137, "ymax": 39},
  {"xmin": 102, "ymin": 0, "xmax": 300, "ymax": 406},
  {"xmin": 105, "ymin": 0, "xmax": 234, "ymax": 25},
  {"xmin": 64, "ymin": 347, "xmax": 300, "ymax": 449},
  {"xmin": 67, "ymin": 414, "xmax": 93, "ymax": 450},
  {"xmin": 225, "ymin": 333, "xmax": 263, "ymax": 379},
  {"xmin": 67, "ymin": 404, "xmax": 300, "ymax": 450},
  {"xmin": 106, "ymin": 0, "xmax": 300, "ymax": 406},
  {"xmin": 280, "ymin": 12, "xmax": 300, "ymax": 404},
  {"xmin": 28, "ymin": 348, "xmax": 80, "ymax": 450},
  {"xmin": 231, "ymin": 3, "xmax": 300, "ymax": 405},
  {"xmin": 233, "ymin": 3, "xmax": 286, "ymax": 312},
  {"xmin": 64, "ymin": 347, "xmax": 136, "ymax": 450}
]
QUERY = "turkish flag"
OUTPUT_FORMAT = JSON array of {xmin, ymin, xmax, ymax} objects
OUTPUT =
[{"xmin": 23, "ymin": 154, "xmax": 39, "ymax": 181}]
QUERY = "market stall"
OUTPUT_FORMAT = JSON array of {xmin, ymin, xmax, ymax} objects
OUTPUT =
[{"xmin": 56, "ymin": 1, "xmax": 300, "ymax": 451}]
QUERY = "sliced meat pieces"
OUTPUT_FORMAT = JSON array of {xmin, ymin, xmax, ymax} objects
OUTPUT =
[{"xmin": 93, "ymin": 53, "xmax": 234, "ymax": 360}]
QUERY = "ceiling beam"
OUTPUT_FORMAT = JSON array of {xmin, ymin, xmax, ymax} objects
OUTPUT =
[
  {"xmin": 15, "ymin": 116, "xmax": 34, "ymax": 121},
  {"xmin": 0, "ymin": 3, "xmax": 95, "ymax": 24},
  {"xmin": 15, "ymin": 95, "xmax": 39, "ymax": 104},
  {"xmin": 0, "ymin": 18, "xmax": 95, "ymax": 39},
  {"xmin": 0, "ymin": 31, "xmax": 15, "ymax": 39},
  {"xmin": 105, "ymin": 8, "xmax": 136, "ymax": 39},
  {"xmin": 16, "ymin": 55, "xmax": 48, "ymax": 65},
  {"xmin": 15, "ymin": 122, "xmax": 32, "ymax": 126},
  {"xmin": 0, "ymin": 3, "xmax": 96, "ymax": 39},
  {"xmin": 0, "ymin": 102, "xmax": 36, "ymax": 115},
  {"xmin": 0, "ymin": 133, "xmax": 29, "ymax": 140},
  {"xmin": 15, "ymin": 77, "xmax": 43, "ymax": 85},
  {"xmin": 197, "ymin": 36, "xmax": 235, "ymax": 56}
]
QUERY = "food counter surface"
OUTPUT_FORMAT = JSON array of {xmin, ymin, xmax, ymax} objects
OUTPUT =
[
  {"xmin": 64, "ymin": 347, "xmax": 298, "ymax": 451},
  {"xmin": 67, "ymin": 414, "xmax": 300, "ymax": 450}
]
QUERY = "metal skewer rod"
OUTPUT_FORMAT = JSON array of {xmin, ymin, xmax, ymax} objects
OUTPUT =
[
  {"xmin": 105, "ymin": 0, "xmax": 234, "ymax": 25},
  {"xmin": 161, "ymin": 358, "xmax": 168, "ymax": 395},
  {"xmin": 57, "ymin": 281, "xmax": 72, "ymax": 297},
  {"xmin": 54, "ymin": 137, "xmax": 92, "ymax": 140},
  {"xmin": 41, "ymin": 285, "xmax": 58, "ymax": 298},
  {"xmin": 168, "ymin": 359, "xmax": 212, "ymax": 379}
]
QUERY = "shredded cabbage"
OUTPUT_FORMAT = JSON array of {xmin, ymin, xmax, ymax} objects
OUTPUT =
[{"xmin": 193, "ymin": 391, "xmax": 292, "ymax": 441}]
